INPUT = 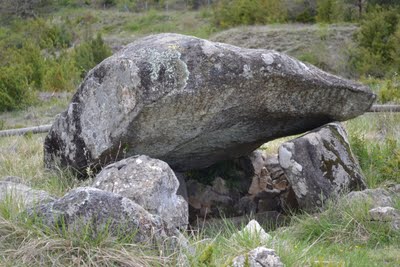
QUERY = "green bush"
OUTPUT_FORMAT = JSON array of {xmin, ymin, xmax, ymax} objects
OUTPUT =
[
  {"xmin": 74, "ymin": 34, "xmax": 112, "ymax": 78},
  {"xmin": 378, "ymin": 75, "xmax": 400, "ymax": 103},
  {"xmin": 389, "ymin": 24, "xmax": 400, "ymax": 74},
  {"xmin": 6, "ymin": 18, "xmax": 74, "ymax": 50},
  {"xmin": 316, "ymin": 0, "xmax": 364, "ymax": 23},
  {"xmin": 15, "ymin": 43, "xmax": 47, "ymax": 90},
  {"xmin": 43, "ymin": 53, "xmax": 80, "ymax": 92},
  {"xmin": 295, "ymin": 8, "xmax": 316, "ymax": 23},
  {"xmin": 213, "ymin": 0, "xmax": 287, "ymax": 28},
  {"xmin": 350, "ymin": 7, "xmax": 400, "ymax": 78},
  {"xmin": 0, "ymin": 66, "xmax": 36, "ymax": 112},
  {"xmin": 0, "ymin": 15, "xmax": 111, "ymax": 110},
  {"xmin": 316, "ymin": 0, "xmax": 336, "ymax": 23}
]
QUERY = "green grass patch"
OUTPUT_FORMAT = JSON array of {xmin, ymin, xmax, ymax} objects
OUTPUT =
[{"xmin": 345, "ymin": 112, "xmax": 400, "ymax": 188}]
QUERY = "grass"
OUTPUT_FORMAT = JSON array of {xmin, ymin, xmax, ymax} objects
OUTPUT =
[
  {"xmin": 0, "ymin": 95, "xmax": 70, "ymax": 130},
  {"xmin": 272, "ymin": 194, "xmax": 400, "ymax": 266},
  {"xmin": 0, "ymin": 192, "xmax": 399, "ymax": 266},
  {"xmin": 0, "ymin": 213, "xmax": 164, "ymax": 266},
  {"xmin": 0, "ymin": 134, "xmax": 84, "ymax": 197},
  {"xmin": 344, "ymin": 112, "xmax": 400, "ymax": 188},
  {"xmin": 123, "ymin": 9, "xmax": 216, "ymax": 39},
  {"xmin": 47, "ymin": 7, "xmax": 217, "ymax": 49}
]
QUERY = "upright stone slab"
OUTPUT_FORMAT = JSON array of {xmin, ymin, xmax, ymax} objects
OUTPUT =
[
  {"xmin": 278, "ymin": 122, "xmax": 366, "ymax": 211},
  {"xmin": 44, "ymin": 33, "xmax": 375, "ymax": 175}
]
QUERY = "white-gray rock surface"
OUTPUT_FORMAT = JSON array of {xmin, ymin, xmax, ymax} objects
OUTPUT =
[
  {"xmin": 233, "ymin": 219, "xmax": 271, "ymax": 243},
  {"xmin": 44, "ymin": 33, "xmax": 375, "ymax": 175},
  {"xmin": 30, "ymin": 187, "xmax": 174, "ymax": 243},
  {"xmin": 92, "ymin": 155, "xmax": 188, "ymax": 229},
  {"xmin": 369, "ymin": 206, "xmax": 400, "ymax": 222},
  {"xmin": 346, "ymin": 188, "xmax": 394, "ymax": 208},
  {"xmin": 279, "ymin": 122, "xmax": 366, "ymax": 211},
  {"xmin": 0, "ymin": 180, "xmax": 56, "ymax": 208},
  {"xmin": 232, "ymin": 246, "xmax": 284, "ymax": 267}
]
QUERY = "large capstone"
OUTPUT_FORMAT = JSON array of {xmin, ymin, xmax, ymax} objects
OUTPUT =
[
  {"xmin": 92, "ymin": 155, "xmax": 188, "ymax": 229},
  {"xmin": 278, "ymin": 122, "xmax": 367, "ymax": 211},
  {"xmin": 44, "ymin": 33, "xmax": 375, "ymax": 174}
]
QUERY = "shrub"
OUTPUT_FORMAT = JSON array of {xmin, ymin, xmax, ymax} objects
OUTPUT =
[
  {"xmin": 316, "ymin": 0, "xmax": 341, "ymax": 23},
  {"xmin": 0, "ymin": 17, "xmax": 81, "ymax": 109},
  {"xmin": 74, "ymin": 34, "xmax": 111, "ymax": 78},
  {"xmin": 213, "ymin": 0, "xmax": 287, "ymax": 28},
  {"xmin": 43, "ymin": 53, "xmax": 80, "ymax": 92},
  {"xmin": 350, "ymin": 7, "xmax": 400, "ymax": 78},
  {"xmin": 0, "ymin": 66, "xmax": 36, "ymax": 111},
  {"xmin": 15, "ymin": 42, "xmax": 47, "ymax": 90},
  {"xmin": 378, "ymin": 75, "xmax": 400, "ymax": 104},
  {"xmin": 7, "ymin": 18, "xmax": 74, "ymax": 50},
  {"xmin": 389, "ymin": 24, "xmax": 400, "ymax": 74},
  {"xmin": 316, "ymin": 0, "xmax": 365, "ymax": 23},
  {"xmin": 295, "ymin": 8, "xmax": 316, "ymax": 23}
]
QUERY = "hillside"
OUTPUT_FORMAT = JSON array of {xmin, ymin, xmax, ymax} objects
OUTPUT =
[{"xmin": 211, "ymin": 24, "xmax": 358, "ymax": 77}]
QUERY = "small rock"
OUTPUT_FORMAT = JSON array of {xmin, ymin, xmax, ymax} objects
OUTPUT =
[
  {"xmin": 387, "ymin": 184, "xmax": 400, "ymax": 194},
  {"xmin": 232, "ymin": 246, "xmax": 284, "ymax": 267},
  {"xmin": 30, "ymin": 187, "xmax": 175, "ymax": 244},
  {"xmin": 346, "ymin": 188, "xmax": 393, "ymax": 208},
  {"xmin": 0, "ymin": 180, "xmax": 56, "ymax": 208},
  {"xmin": 93, "ymin": 155, "xmax": 188, "ymax": 229},
  {"xmin": 391, "ymin": 220, "xmax": 400, "ymax": 231},
  {"xmin": 279, "ymin": 122, "xmax": 367, "ymax": 211},
  {"xmin": 233, "ymin": 220, "xmax": 271, "ymax": 243},
  {"xmin": 369, "ymin": 207, "xmax": 400, "ymax": 222}
]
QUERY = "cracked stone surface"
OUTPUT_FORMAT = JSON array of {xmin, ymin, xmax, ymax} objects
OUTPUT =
[
  {"xmin": 30, "ymin": 187, "xmax": 176, "ymax": 243},
  {"xmin": 346, "ymin": 188, "xmax": 394, "ymax": 208},
  {"xmin": 369, "ymin": 206, "xmax": 400, "ymax": 222},
  {"xmin": 232, "ymin": 246, "xmax": 284, "ymax": 267},
  {"xmin": 0, "ymin": 179, "xmax": 56, "ymax": 208},
  {"xmin": 44, "ymin": 33, "xmax": 375, "ymax": 175},
  {"xmin": 92, "ymin": 155, "xmax": 188, "ymax": 229},
  {"xmin": 278, "ymin": 122, "xmax": 366, "ymax": 211}
]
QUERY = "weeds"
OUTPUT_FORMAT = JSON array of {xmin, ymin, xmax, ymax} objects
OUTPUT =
[{"xmin": 345, "ymin": 112, "xmax": 400, "ymax": 188}]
